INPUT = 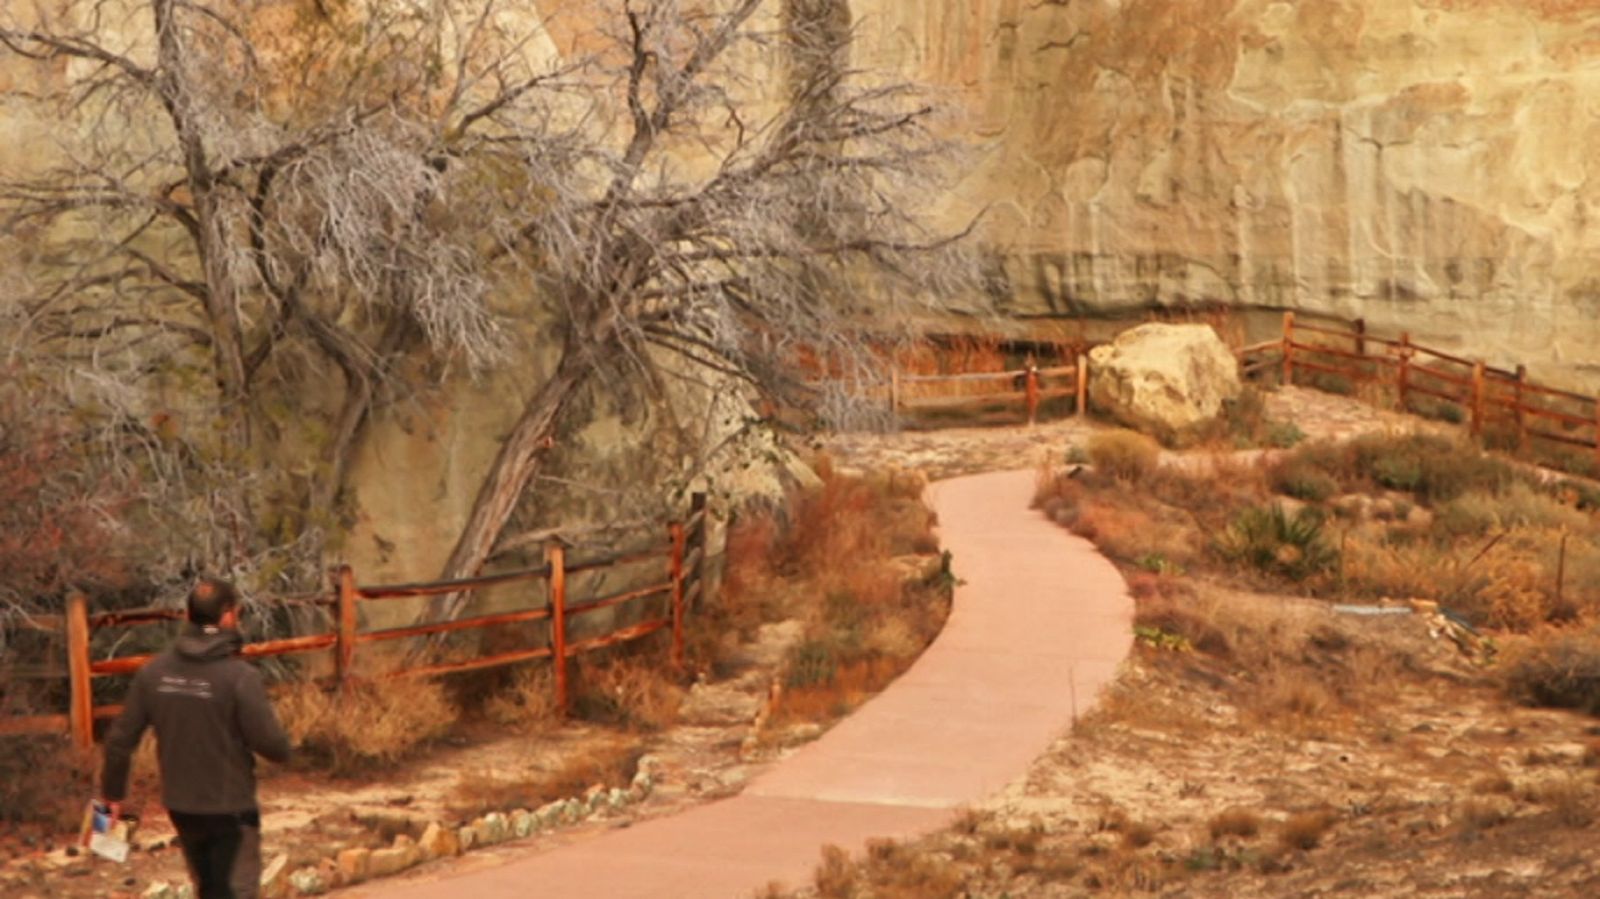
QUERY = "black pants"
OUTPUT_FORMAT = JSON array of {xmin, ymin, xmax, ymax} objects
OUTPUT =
[{"xmin": 169, "ymin": 809, "xmax": 262, "ymax": 899}]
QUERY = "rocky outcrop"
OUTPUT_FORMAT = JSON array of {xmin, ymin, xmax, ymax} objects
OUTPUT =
[
  {"xmin": 1088, "ymin": 323, "xmax": 1242, "ymax": 442},
  {"xmin": 845, "ymin": 0, "xmax": 1600, "ymax": 388}
]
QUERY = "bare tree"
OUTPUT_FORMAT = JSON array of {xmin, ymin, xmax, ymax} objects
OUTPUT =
[
  {"xmin": 2, "ymin": 0, "xmax": 980, "ymax": 620},
  {"xmin": 0, "ymin": 0, "xmax": 574, "ymax": 590},
  {"xmin": 426, "ymin": 0, "xmax": 980, "ymax": 619}
]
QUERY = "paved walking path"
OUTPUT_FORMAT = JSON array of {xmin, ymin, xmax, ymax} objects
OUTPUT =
[{"xmin": 353, "ymin": 469, "xmax": 1133, "ymax": 898}]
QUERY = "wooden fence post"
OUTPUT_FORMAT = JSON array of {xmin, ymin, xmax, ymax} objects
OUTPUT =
[
  {"xmin": 1075, "ymin": 352, "xmax": 1088, "ymax": 417},
  {"xmin": 1281, "ymin": 312, "xmax": 1296, "ymax": 386},
  {"xmin": 1353, "ymin": 317, "xmax": 1367, "ymax": 358},
  {"xmin": 333, "ymin": 565, "xmax": 358, "ymax": 685},
  {"xmin": 669, "ymin": 521, "xmax": 687, "ymax": 668},
  {"xmin": 1513, "ymin": 365, "xmax": 1528, "ymax": 453},
  {"xmin": 1397, "ymin": 332, "xmax": 1412, "ymax": 410},
  {"xmin": 547, "ymin": 543, "xmax": 568, "ymax": 716},
  {"xmin": 1470, "ymin": 361, "xmax": 1486, "ymax": 438},
  {"xmin": 66, "ymin": 592, "xmax": 93, "ymax": 750},
  {"xmin": 1593, "ymin": 397, "xmax": 1600, "ymax": 474},
  {"xmin": 888, "ymin": 367, "xmax": 900, "ymax": 416},
  {"xmin": 689, "ymin": 492, "xmax": 709, "ymax": 610},
  {"xmin": 1556, "ymin": 531, "xmax": 1569, "ymax": 611},
  {"xmin": 1024, "ymin": 363, "xmax": 1040, "ymax": 426}
]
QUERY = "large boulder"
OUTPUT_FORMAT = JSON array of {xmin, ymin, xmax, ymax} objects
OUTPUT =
[{"xmin": 1087, "ymin": 324, "xmax": 1242, "ymax": 443}]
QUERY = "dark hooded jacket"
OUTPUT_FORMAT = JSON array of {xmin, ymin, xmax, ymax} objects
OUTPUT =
[{"xmin": 102, "ymin": 625, "xmax": 291, "ymax": 814}]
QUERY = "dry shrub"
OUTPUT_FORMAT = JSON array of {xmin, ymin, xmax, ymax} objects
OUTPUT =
[
  {"xmin": 275, "ymin": 677, "xmax": 456, "ymax": 774},
  {"xmin": 0, "ymin": 737, "xmax": 97, "ymax": 828},
  {"xmin": 1208, "ymin": 807, "xmax": 1261, "ymax": 839},
  {"xmin": 1088, "ymin": 429, "xmax": 1162, "ymax": 482},
  {"xmin": 1345, "ymin": 433, "xmax": 1514, "ymax": 503},
  {"xmin": 484, "ymin": 664, "xmax": 563, "ymax": 734},
  {"xmin": 1472, "ymin": 772, "xmax": 1515, "ymax": 795},
  {"xmin": 813, "ymin": 844, "xmax": 857, "ymax": 898},
  {"xmin": 1500, "ymin": 626, "xmax": 1600, "ymax": 715},
  {"xmin": 1455, "ymin": 797, "xmax": 1513, "ymax": 831},
  {"xmin": 1254, "ymin": 667, "xmax": 1339, "ymax": 730},
  {"xmin": 571, "ymin": 652, "xmax": 684, "ymax": 732},
  {"xmin": 772, "ymin": 656, "xmax": 902, "ymax": 727},
  {"xmin": 448, "ymin": 739, "xmax": 640, "ymax": 819},
  {"xmin": 1526, "ymin": 776, "xmax": 1598, "ymax": 828},
  {"xmin": 1120, "ymin": 820, "xmax": 1158, "ymax": 849},
  {"xmin": 1277, "ymin": 810, "xmax": 1336, "ymax": 851},
  {"xmin": 722, "ymin": 510, "xmax": 781, "ymax": 613}
]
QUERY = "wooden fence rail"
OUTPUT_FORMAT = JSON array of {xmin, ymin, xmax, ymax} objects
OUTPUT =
[
  {"xmin": 1240, "ymin": 313, "xmax": 1600, "ymax": 468},
  {"xmin": 888, "ymin": 356, "xmax": 1089, "ymax": 425},
  {"xmin": 1, "ymin": 495, "xmax": 711, "ymax": 749}
]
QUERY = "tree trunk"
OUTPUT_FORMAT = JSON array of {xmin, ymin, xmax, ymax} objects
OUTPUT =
[
  {"xmin": 152, "ymin": 0, "xmax": 251, "ymax": 454},
  {"xmin": 421, "ymin": 338, "xmax": 589, "ymax": 623}
]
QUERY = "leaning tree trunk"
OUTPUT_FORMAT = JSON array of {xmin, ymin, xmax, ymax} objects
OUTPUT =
[{"xmin": 419, "ymin": 338, "xmax": 590, "ymax": 624}]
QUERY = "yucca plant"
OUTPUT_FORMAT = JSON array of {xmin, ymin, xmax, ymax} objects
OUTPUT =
[{"xmin": 1216, "ymin": 503, "xmax": 1338, "ymax": 581}]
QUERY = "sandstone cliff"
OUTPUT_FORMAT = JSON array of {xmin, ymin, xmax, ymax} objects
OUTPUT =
[{"xmin": 846, "ymin": 0, "xmax": 1600, "ymax": 385}]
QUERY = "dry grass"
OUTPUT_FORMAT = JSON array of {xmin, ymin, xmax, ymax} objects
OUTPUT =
[
  {"xmin": 713, "ymin": 462, "xmax": 949, "ymax": 732},
  {"xmin": 1500, "ymin": 626, "xmax": 1600, "ymax": 715},
  {"xmin": 570, "ymin": 651, "xmax": 685, "ymax": 732},
  {"xmin": 448, "ymin": 738, "xmax": 641, "ymax": 819},
  {"xmin": 1208, "ymin": 807, "xmax": 1262, "ymax": 839},
  {"xmin": 1277, "ymin": 810, "xmax": 1336, "ymax": 851},
  {"xmin": 0, "ymin": 737, "xmax": 97, "ymax": 829},
  {"xmin": 483, "ymin": 664, "xmax": 563, "ymax": 734},
  {"xmin": 1088, "ymin": 429, "xmax": 1162, "ymax": 482},
  {"xmin": 275, "ymin": 677, "xmax": 457, "ymax": 774},
  {"xmin": 810, "ymin": 841, "xmax": 967, "ymax": 899}
]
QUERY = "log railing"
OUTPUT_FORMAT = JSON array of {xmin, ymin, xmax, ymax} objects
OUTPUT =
[
  {"xmin": 2, "ymin": 495, "xmax": 711, "ymax": 749},
  {"xmin": 1240, "ymin": 313, "xmax": 1600, "ymax": 468},
  {"xmin": 888, "ymin": 355, "xmax": 1089, "ymax": 425}
]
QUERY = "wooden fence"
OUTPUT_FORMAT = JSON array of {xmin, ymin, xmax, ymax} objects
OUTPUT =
[
  {"xmin": 889, "ymin": 356, "xmax": 1089, "ymax": 425},
  {"xmin": 1241, "ymin": 313, "xmax": 1600, "ymax": 467},
  {"xmin": 1, "ymin": 495, "xmax": 711, "ymax": 749}
]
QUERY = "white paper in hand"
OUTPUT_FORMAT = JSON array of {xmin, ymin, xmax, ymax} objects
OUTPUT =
[{"xmin": 88, "ymin": 830, "xmax": 130, "ymax": 863}]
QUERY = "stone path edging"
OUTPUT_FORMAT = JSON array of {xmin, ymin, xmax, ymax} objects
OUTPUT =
[{"xmin": 339, "ymin": 469, "xmax": 1134, "ymax": 898}]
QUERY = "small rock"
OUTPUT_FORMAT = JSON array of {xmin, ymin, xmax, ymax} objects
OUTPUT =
[
  {"xmin": 606, "ymin": 788, "xmax": 629, "ymax": 811},
  {"xmin": 336, "ymin": 847, "xmax": 370, "ymax": 884},
  {"xmin": 316, "ymin": 857, "xmax": 342, "ymax": 889},
  {"xmin": 457, "ymin": 825, "xmax": 477, "ymax": 853},
  {"xmin": 473, "ymin": 812, "xmax": 509, "ymax": 846},
  {"xmin": 397, "ymin": 834, "xmax": 423, "ymax": 867},
  {"xmin": 288, "ymin": 866, "xmax": 327, "ymax": 896},
  {"xmin": 419, "ymin": 822, "xmax": 459, "ymax": 859},
  {"xmin": 259, "ymin": 853, "xmax": 290, "ymax": 899},
  {"xmin": 560, "ymin": 798, "xmax": 584, "ymax": 823},
  {"xmin": 366, "ymin": 847, "xmax": 411, "ymax": 879},
  {"xmin": 536, "ymin": 801, "xmax": 564, "ymax": 829},
  {"xmin": 140, "ymin": 882, "xmax": 175, "ymax": 899},
  {"xmin": 510, "ymin": 809, "xmax": 535, "ymax": 839}
]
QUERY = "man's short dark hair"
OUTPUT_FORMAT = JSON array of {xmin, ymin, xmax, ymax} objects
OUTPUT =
[{"xmin": 187, "ymin": 578, "xmax": 240, "ymax": 626}]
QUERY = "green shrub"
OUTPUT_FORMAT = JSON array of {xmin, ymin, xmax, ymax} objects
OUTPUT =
[
  {"xmin": 1216, "ymin": 503, "xmax": 1338, "ymax": 581},
  {"xmin": 1266, "ymin": 421, "xmax": 1307, "ymax": 449},
  {"xmin": 1088, "ymin": 429, "xmax": 1162, "ymax": 482},
  {"xmin": 1501, "ymin": 628, "xmax": 1600, "ymax": 715},
  {"xmin": 1270, "ymin": 459, "xmax": 1339, "ymax": 502},
  {"xmin": 1347, "ymin": 433, "xmax": 1514, "ymax": 503},
  {"xmin": 785, "ymin": 639, "xmax": 838, "ymax": 689}
]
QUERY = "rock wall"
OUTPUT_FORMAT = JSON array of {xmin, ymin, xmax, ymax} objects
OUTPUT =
[{"xmin": 846, "ymin": 0, "xmax": 1600, "ymax": 387}]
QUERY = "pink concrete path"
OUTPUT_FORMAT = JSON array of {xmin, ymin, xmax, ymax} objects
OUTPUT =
[{"xmin": 351, "ymin": 469, "xmax": 1133, "ymax": 898}]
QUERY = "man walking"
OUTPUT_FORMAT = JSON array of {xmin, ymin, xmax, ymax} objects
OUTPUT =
[{"xmin": 102, "ymin": 578, "xmax": 291, "ymax": 898}]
